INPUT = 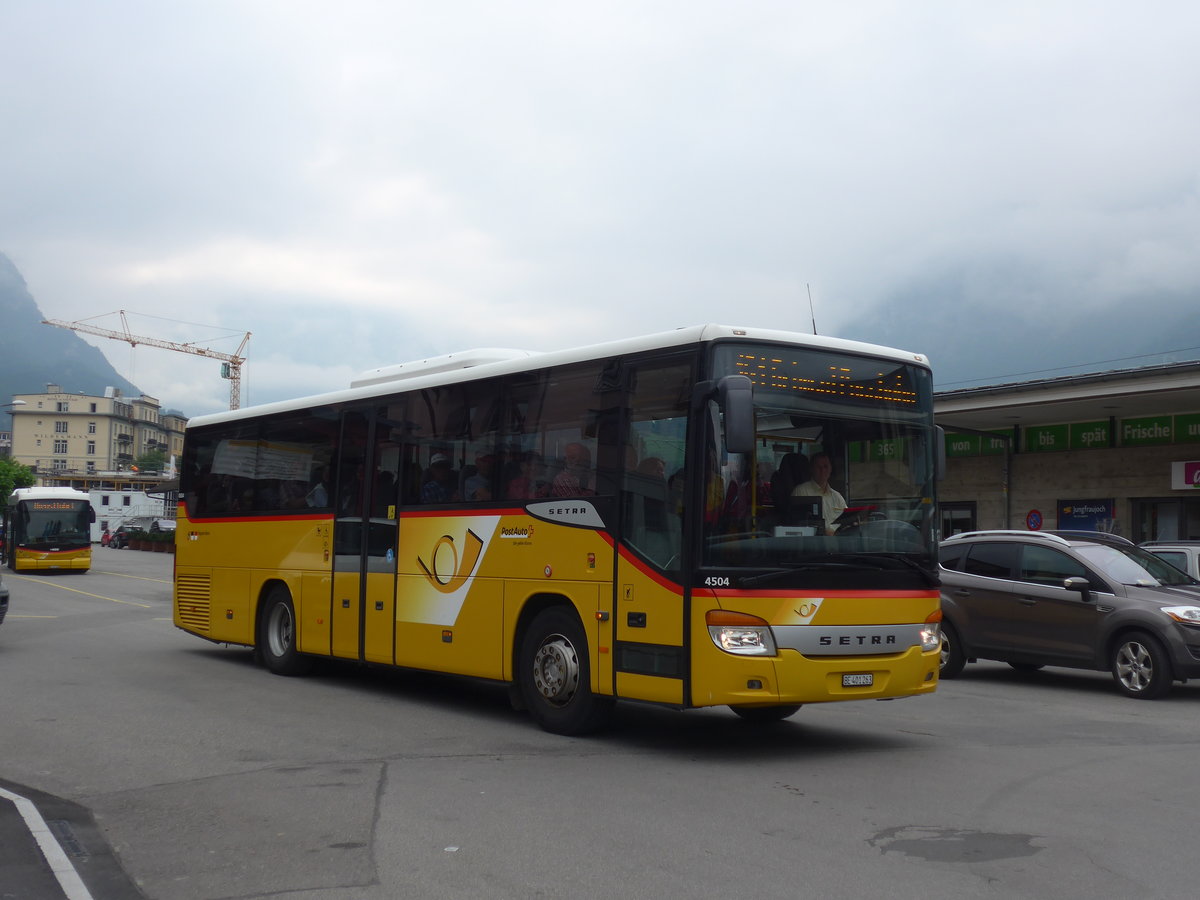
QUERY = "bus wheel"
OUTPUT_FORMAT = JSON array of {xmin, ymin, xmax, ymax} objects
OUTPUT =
[
  {"xmin": 258, "ymin": 586, "xmax": 313, "ymax": 677},
  {"xmin": 730, "ymin": 705, "xmax": 801, "ymax": 723},
  {"xmin": 519, "ymin": 607, "xmax": 613, "ymax": 735}
]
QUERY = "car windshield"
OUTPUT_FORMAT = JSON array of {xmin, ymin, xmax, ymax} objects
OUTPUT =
[
  {"xmin": 701, "ymin": 343, "xmax": 938, "ymax": 578},
  {"xmin": 1074, "ymin": 544, "xmax": 1199, "ymax": 587}
]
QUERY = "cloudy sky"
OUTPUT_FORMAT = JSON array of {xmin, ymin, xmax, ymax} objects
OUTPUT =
[{"xmin": 3, "ymin": 1, "xmax": 1199, "ymax": 417}]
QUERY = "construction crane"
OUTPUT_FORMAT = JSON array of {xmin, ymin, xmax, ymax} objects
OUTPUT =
[{"xmin": 43, "ymin": 310, "xmax": 251, "ymax": 409}]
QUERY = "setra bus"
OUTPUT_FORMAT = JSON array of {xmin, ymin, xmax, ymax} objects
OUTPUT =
[
  {"xmin": 174, "ymin": 325, "xmax": 944, "ymax": 733},
  {"xmin": 4, "ymin": 487, "xmax": 95, "ymax": 572}
]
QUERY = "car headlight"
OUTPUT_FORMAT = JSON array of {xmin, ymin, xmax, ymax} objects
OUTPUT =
[
  {"xmin": 1161, "ymin": 606, "xmax": 1200, "ymax": 625},
  {"xmin": 706, "ymin": 610, "xmax": 777, "ymax": 656}
]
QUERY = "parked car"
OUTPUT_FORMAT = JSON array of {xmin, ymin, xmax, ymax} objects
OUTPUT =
[
  {"xmin": 149, "ymin": 518, "xmax": 177, "ymax": 533},
  {"xmin": 938, "ymin": 530, "xmax": 1200, "ymax": 698},
  {"xmin": 109, "ymin": 525, "xmax": 133, "ymax": 549},
  {"xmin": 0, "ymin": 568, "xmax": 8, "ymax": 627},
  {"xmin": 1140, "ymin": 541, "xmax": 1200, "ymax": 580}
]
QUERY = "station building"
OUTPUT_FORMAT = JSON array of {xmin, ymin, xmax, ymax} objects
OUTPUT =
[{"xmin": 935, "ymin": 360, "xmax": 1200, "ymax": 542}]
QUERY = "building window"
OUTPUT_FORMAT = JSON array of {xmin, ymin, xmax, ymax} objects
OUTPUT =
[
  {"xmin": 123, "ymin": 496, "xmax": 131, "ymax": 506},
  {"xmin": 90, "ymin": 403, "xmax": 97, "ymax": 412},
  {"xmin": 87, "ymin": 462, "xmax": 96, "ymax": 473},
  {"xmin": 55, "ymin": 420, "xmax": 69, "ymax": 433},
  {"xmin": 53, "ymin": 459, "xmax": 67, "ymax": 470},
  {"xmin": 54, "ymin": 439, "xmax": 68, "ymax": 453},
  {"xmin": 88, "ymin": 422, "xmax": 97, "ymax": 434},
  {"xmin": 57, "ymin": 401, "xmax": 70, "ymax": 412},
  {"xmin": 87, "ymin": 441, "xmax": 96, "ymax": 455}
]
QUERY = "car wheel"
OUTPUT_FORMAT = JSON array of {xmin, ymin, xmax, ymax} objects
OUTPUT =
[
  {"xmin": 939, "ymin": 621, "xmax": 966, "ymax": 678},
  {"xmin": 518, "ymin": 606, "xmax": 614, "ymax": 735},
  {"xmin": 258, "ymin": 585, "xmax": 314, "ymax": 676},
  {"xmin": 1110, "ymin": 631, "xmax": 1172, "ymax": 699},
  {"xmin": 730, "ymin": 705, "xmax": 801, "ymax": 723}
]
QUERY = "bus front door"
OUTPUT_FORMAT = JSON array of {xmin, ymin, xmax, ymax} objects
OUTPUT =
[{"xmin": 331, "ymin": 408, "xmax": 401, "ymax": 663}]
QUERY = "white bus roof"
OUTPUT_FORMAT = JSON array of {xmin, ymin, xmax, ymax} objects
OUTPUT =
[
  {"xmin": 187, "ymin": 324, "xmax": 931, "ymax": 430},
  {"xmin": 9, "ymin": 486, "xmax": 93, "ymax": 502}
]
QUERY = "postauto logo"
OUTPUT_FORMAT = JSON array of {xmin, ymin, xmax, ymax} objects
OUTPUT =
[{"xmin": 417, "ymin": 529, "xmax": 485, "ymax": 593}]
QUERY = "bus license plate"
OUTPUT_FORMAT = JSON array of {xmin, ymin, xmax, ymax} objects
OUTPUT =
[{"xmin": 843, "ymin": 673, "xmax": 873, "ymax": 687}]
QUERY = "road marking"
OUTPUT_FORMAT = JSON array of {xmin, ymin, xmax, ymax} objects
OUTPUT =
[
  {"xmin": 0, "ymin": 787, "xmax": 95, "ymax": 900},
  {"xmin": 90, "ymin": 570, "xmax": 172, "ymax": 584},
  {"xmin": 9, "ymin": 575, "xmax": 153, "ymax": 608}
]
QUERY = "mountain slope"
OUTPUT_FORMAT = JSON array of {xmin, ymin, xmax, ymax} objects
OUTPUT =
[{"xmin": 1, "ymin": 252, "xmax": 142, "ymax": 429}]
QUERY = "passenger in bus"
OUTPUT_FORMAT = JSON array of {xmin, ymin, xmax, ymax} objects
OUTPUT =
[
  {"xmin": 504, "ymin": 451, "xmax": 547, "ymax": 499},
  {"xmin": 790, "ymin": 452, "xmax": 847, "ymax": 535},
  {"xmin": 551, "ymin": 442, "xmax": 594, "ymax": 496},
  {"xmin": 421, "ymin": 453, "xmax": 458, "ymax": 503},
  {"xmin": 305, "ymin": 467, "xmax": 330, "ymax": 508},
  {"xmin": 463, "ymin": 452, "xmax": 495, "ymax": 501}
]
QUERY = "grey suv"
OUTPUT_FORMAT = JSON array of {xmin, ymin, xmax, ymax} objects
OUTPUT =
[{"xmin": 939, "ymin": 530, "xmax": 1200, "ymax": 698}]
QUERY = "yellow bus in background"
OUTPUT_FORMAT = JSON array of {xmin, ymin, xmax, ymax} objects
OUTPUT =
[
  {"xmin": 4, "ymin": 487, "xmax": 94, "ymax": 573},
  {"xmin": 174, "ymin": 325, "xmax": 943, "ymax": 733}
]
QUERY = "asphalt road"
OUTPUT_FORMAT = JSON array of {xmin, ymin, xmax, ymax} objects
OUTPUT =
[{"xmin": 3, "ymin": 547, "xmax": 1199, "ymax": 900}]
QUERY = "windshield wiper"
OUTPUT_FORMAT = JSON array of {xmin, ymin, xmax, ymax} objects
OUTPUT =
[
  {"xmin": 840, "ymin": 552, "xmax": 939, "ymax": 588},
  {"xmin": 738, "ymin": 561, "xmax": 872, "ymax": 589}
]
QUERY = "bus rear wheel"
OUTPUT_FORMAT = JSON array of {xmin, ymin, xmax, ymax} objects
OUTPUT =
[
  {"xmin": 258, "ymin": 586, "xmax": 313, "ymax": 677},
  {"xmin": 519, "ymin": 607, "xmax": 613, "ymax": 735}
]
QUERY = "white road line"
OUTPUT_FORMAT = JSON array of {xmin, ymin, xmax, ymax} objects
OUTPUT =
[{"xmin": 0, "ymin": 787, "xmax": 95, "ymax": 900}]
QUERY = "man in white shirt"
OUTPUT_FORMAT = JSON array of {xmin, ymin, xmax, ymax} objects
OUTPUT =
[{"xmin": 791, "ymin": 452, "xmax": 847, "ymax": 535}]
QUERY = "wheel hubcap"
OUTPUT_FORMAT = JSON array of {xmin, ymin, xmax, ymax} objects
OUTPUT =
[
  {"xmin": 939, "ymin": 635, "xmax": 951, "ymax": 670},
  {"xmin": 532, "ymin": 633, "xmax": 580, "ymax": 707},
  {"xmin": 268, "ymin": 604, "xmax": 293, "ymax": 658},
  {"xmin": 1115, "ymin": 641, "xmax": 1153, "ymax": 692}
]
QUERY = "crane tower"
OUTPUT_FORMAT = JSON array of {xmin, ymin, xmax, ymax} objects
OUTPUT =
[{"xmin": 43, "ymin": 311, "xmax": 251, "ymax": 409}]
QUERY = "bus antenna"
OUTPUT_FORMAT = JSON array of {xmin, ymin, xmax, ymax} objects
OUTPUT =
[{"xmin": 807, "ymin": 284, "xmax": 818, "ymax": 335}]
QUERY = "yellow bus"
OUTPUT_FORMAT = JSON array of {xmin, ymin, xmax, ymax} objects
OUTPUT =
[
  {"xmin": 4, "ymin": 487, "xmax": 95, "ymax": 573},
  {"xmin": 174, "ymin": 325, "xmax": 943, "ymax": 733}
]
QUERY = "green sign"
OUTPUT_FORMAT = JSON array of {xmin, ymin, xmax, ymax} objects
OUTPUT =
[
  {"xmin": 1069, "ymin": 421, "xmax": 1109, "ymax": 450},
  {"xmin": 945, "ymin": 434, "xmax": 980, "ymax": 458},
  {"xmin": 1025, "ymin": 424, "xmax": 1069, "ymax": 453},
  {"xmin": 1176, "ymin": 413, "xmax": 1200, "ymax": 444},
  {"xmin": 1121, "ymin": 416, "xmax": 1173, "ymax": 447}
]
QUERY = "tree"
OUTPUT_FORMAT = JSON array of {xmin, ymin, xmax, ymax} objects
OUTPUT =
[
  {"xmin": 134, "ymin": 449, "xmax": 168, "ymax": 474},
  {"xmin": 0, "ymin": 457, "xmax": 36, "ymax": 513}
]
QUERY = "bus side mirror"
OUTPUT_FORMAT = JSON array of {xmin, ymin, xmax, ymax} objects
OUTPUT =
[
  {"xmin": 718, "ymin": 375, "xmax": 755, "ymax": 455},
  {"xmin": 89, "ymin": 506, "xmax": 97, "ymax": 523},
  {"xmin": 936, "ymin": 425, "xmax": 946, "ymax": 481}
]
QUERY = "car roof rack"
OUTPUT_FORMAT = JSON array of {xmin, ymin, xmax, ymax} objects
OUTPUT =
[
  {"xmin": 942, "ymin": 530, "xmax": 1071, "ymax": 546},
  {"xmin": 1045, "ymin": 530, "xmax": 1135, "ymax": 546}
]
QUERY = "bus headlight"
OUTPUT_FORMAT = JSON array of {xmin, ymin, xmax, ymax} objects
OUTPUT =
[
  {"xmin": 706, "ymin": 610, "xmax": 777, "ymax": 656},
  {"xmin": 920, "ymin": 609, "xmax": 942, "ymax": 652}
]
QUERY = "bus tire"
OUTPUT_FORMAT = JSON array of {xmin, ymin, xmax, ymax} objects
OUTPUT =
[
  {"xmin": 258, "ymin": 585, "xmax": 313, "ymax": 677},
  {"xmin": 518, "ymin": 606, "xmax": 614, "ymax": 735},
  {"xmin": 730, "ymin": 705, "xmax": 801, "ymax": 723}
]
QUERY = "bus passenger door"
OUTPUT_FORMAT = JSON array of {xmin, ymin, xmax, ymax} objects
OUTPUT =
[
  {"xmin": 613, "ymin": 356, "xmax": 692, "ymax": 706},
  {"xmin": 332, "ymin": 408, "xmax": 401, "ymax": 663}
]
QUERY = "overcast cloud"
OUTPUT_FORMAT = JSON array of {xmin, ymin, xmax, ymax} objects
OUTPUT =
[{"xmin": 3, "ymin": 1, "xmax": 1199, "ymax": 416}]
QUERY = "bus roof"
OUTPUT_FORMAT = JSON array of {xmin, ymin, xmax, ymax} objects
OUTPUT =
[
  {"xmin": 187, "ymin": 323, "xmax": 932, "ymax": 430},
  {"xmin": 9, "ymin": 486, "xmax": 93, "ymax": 503}
]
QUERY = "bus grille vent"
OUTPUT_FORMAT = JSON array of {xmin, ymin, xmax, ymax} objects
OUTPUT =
[{"xmin": 176, "ymin": 574, "xmax": 212, "ymax": 634}]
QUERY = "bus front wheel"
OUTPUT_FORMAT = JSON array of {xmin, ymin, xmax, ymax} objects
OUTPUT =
[
  {"xmin": 518, "ymin": 607, "xmax": 613, "ymax": 735},
  {"xmin": 258, "ymin": 586, "xmax": 314, "ymax": 677}
]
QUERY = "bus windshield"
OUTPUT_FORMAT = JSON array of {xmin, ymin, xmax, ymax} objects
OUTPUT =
[
  {"xmin": 702, "ymin": 343, "xmax": 937, "ymax": 575},
  {"xmin": 19, "ymin": 500, "xmax": 93, "ymax": 549}
]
